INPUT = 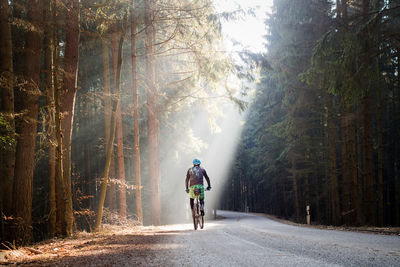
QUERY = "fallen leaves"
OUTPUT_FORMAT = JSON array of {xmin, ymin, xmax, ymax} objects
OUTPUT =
[{"xmin": 0, "ymin": 224, "xmax": 165, "ymax": 266}]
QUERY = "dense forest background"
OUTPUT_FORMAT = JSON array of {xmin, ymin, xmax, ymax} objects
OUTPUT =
[
  {"xmin": 1, "ymin": 0, "xmax": 400, "ymax": 247},
  {"xmin": 0, "ymin": 0, "xmax": 249, "ymax": 246},
  {"xmin": 221, "ymin": 0, "xmax": 400, "ymax": 227}
]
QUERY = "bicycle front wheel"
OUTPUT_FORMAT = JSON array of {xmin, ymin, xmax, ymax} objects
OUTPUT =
[{"xmin": 199, "ymin": 214, "xmax": 204, "ymax": 229}]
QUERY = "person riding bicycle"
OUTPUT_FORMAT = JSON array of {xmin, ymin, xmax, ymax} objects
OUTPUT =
[{"xmin": 185, "ymin": 158, "xmax": 211, "ymax": 216}]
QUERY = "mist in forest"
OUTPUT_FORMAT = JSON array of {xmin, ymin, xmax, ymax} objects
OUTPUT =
[{"xmin": 159, "ymin": 101, "xmax": 246, "ymax": 224}]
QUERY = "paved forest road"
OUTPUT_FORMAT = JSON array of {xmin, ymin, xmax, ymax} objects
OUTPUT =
[
  {"xmin": 14, "ymin": 210, "xmax": 400, "ymax": 266},
  {"xmin": 162, "ymin": 210, "xmax": 400, "ymax": 267}
]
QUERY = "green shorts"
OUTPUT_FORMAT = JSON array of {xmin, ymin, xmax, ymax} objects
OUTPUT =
[{"xmin": 189, "ymin": 184, "xmax": 204, "ymax": 200}]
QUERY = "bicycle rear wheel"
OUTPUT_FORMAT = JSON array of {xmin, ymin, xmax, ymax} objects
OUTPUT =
[
  {"xmin": 193, "ymin": 204, "xmax": 198, "ymax": 230},
  {"xmin": 199, "ymin": 214, "xmax": 204, "ymax": 229}
]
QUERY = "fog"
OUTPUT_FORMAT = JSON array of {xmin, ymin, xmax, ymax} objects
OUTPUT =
[
  {"xmin": 158, "ymin": 99, "xmax": 247, "ymax": 224},
  {"xmin": 69, "ymin": 0, "xmax": 262, "ymax": 226}
]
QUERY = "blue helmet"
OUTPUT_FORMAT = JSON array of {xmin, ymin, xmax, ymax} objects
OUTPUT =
[{"xmin": 193, "ymin": 158, "xmax": 201, "ymax": 166}]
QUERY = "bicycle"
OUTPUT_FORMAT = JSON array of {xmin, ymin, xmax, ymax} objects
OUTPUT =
[{"xmin": 191, "ymin": 186, "xmax": 211, "ymax": 230}]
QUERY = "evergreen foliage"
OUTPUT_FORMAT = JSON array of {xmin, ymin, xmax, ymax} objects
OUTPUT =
[
  {"xmin": 223, "ymin": 0, "xmax": 400, "ymax": 226},
  {"xmin": 0, "ymin": 115, "xmax": 16, "ymax": 150}
]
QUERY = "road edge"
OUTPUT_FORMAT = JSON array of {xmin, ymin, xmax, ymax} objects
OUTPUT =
[{"xmin": 247, "ymin": 212, "xmax": 400, "ymax": 236}]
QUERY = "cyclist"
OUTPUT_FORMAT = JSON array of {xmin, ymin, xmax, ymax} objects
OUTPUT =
[{"xmin": 185, "ymin": 158, "xmax": 211, "ymax": 216}]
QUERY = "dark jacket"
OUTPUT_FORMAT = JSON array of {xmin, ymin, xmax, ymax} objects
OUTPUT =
[{"xmin": 186, "ymin": 165, "xmax": 211, "ymax": 188}]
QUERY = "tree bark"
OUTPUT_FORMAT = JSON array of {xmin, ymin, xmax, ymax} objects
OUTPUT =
[
  {"xmin": 52, "ymin": 5, "xmax": 65, "ymax": 236},
  {"xmin": 313, "ymin": 174, "xmax": 320, "ymax": 223},
  {"xmin": 0, "ymin": 0, "xmax": 15, "ymax": 217},
  {"xmin": 130, "ymin": 0, "xmax": 143, "ymax": 224},
  {"xmin": 376, "ymin": 51, "xmax": 384, "ymax": 226},
  {"xmin": 347, "ymin": 105, "xmax": 362, "ymax": 225},
  {"xmin": 11, "ymin": 0, "xmax": 24, "ymax": 78},
  {"xmin": 44, "ymin": 0, "xmax": 57, "ymax": 237},
  {"xmin": 290, "ymin": 156, "xmax": 300, "ymax": 222},
  {"xmin": 55, "ymin": 75, "xmax": 65, "ymax": 236},
  {"xmin": 338, "ymin": 0, "xmax": 352, "ymax": 226},
  {"xmin": 340, "ymin": 94, "xmax": 350, "ymax": 224},
  {"xmin": 61, "ymin": 0, "xmax": 80, "ymax": 236},
  {"xmin": 361, "ymin": 0, "xmax": 375, "ymax": 226},
  {"xmin": 95, "ymin": 31, "xmax": 125, "ymax": 232},
  {"xmin": 393, "ymin": 51, "xmax": 400, "ymax": 225},
  {"xmin": 12, "ymin": 0, "xmax": 44, "ymax": 244},
  {"xmin": 145, "ymin": 0, "xmax": 161, "ymax": 226},
  {"xmin": 95, "ymin": 99, "xmax": 118, "ymax": 232},
  {"xmin": 112, "ymin": 24, "xmax": 127, "ymax": 220},
  {"xmin": 102, "ymin": 37, "xmax": 116, "ymax": 211},
  {"xmin": 395, "ymin": 52, "xmax": 400, "ymax": 226},
  {"xmin": 328, "ymin": 94, "xmax": 341, "ymax": 225},
  {"xmin": 363, "ymin": 81, "xmax": 375, "ymax": 225}
]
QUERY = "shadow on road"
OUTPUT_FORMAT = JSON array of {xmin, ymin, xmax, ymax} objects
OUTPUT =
[{"xmin": 6, "ymin": 227, "xmax": 195, "ymax": 267}]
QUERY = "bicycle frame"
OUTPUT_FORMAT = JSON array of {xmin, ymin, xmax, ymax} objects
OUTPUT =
[{"xmin": 193, "ymin": 188, "xmax": 204, "ymax": 230}]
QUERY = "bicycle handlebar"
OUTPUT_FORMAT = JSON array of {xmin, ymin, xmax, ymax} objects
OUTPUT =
[{"xmin": 185, "ymin": 186, "xmax": 212, "ymax": 192}]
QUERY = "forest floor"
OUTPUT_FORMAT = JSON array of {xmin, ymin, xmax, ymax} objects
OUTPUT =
[
  {"xmin": 1, "ymin": 212, "xmax": 399, "ymax": 266},
  {"xmin": 0, "ymin": 224, "xmax": 179, "ymax": 266}
]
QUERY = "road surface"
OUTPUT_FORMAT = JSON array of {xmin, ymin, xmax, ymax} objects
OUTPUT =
[
  {"xmin": 13, "ymin": 210, "xmax": 400, "ymax": 266},
  {"xmin": 163, "ymin": 210, "xmax": 400, "ymax": 267}
]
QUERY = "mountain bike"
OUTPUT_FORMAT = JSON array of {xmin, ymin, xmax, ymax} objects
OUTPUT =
[{"xmin": 192, "ymin": 187, "xmax": 211, "ymax": 230}]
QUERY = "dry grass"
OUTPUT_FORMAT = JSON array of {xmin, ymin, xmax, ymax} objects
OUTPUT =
[{"xmin": 0, "ymin": 212, "xmax": 143, "ymax": 266}]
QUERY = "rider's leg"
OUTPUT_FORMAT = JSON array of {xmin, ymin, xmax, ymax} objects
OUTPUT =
[
  {"xmin": 199, "ymin": 185, "xmax": 205, "ymax": 215},
  {"xmin": 200, "ymin": 199, "xmax": 205, "ymax": 215},
  {"xmin": 189, "ymin": 186, "xmax": 195, "ymax": 217},
  {"xmin": 190, "ymin": 198, "xmax": 195, "ymax": 217},
  {"xmin": 190, "ymin": 198, "xmax": 194, "ymax": 210}
]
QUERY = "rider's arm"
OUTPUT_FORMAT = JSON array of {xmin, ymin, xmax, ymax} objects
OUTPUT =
[
  {"xmin": 185, "ymin": 169, "xmax": 190, "ymax": 189},
  {"xmin": 203, "ymin": 169, "xmax": 211, "ymax": 187}
]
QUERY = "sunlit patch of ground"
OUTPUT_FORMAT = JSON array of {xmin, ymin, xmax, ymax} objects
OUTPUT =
[
  {"xmin": 153, "ymin": 221, "xmax": 219, "ymax": 233},
  {"xmin": 0, "ymin": 223, "xmax": 194, "ymax": 266},
  {"xmin": 0, "ymin": 220, "xmax": 224, "ymax": 266}
]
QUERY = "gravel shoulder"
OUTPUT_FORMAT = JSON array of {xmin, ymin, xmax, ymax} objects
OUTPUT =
[{"xmin": 256, "ymin": 213, "xmax": 400, "ymax": 236}]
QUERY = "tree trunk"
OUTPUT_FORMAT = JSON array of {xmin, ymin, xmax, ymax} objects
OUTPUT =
[
  {"xmin": 313, "ymin": 174, "xmax": 320, "ymax": 223},
  {"xmin": 12, "ymin": 0, "xmax": 44, "ymax": 244},
  {"xmin": 376, "ymin": 53, "xmax": 384, "ymax": 226},
  {"xmin": 102, "ymin": 37, "xmax": 116, "ymax": 211},
  {"xmin": 131, "ymin": 0, "xmax": 143, "ymax": 223},
  {"xmin": 52, "ymin": 5, "xmax": 65, "ymax": 236},
  {"xmin": 105, "ymin": 153, "xmax": 117, "ymax": 210},
  {"xmin": 361, "ymin": 0, "xmax": 375, "ymax": 226},
  {"xmin": 95, "ymin": 31, "xmax": 125, "ymax": 232},
  {"xmin": 328, "ymin": 94, "xmax": 341, "ymax": 225},
  {"xmin": 11, "ymin": 0, "xmax": 24, "ymax": 77},
  {"xmin": 363, "ymin": 79, "xmax": 375, "ymax": 226},
  {"xmin": 44, "ymin": 0, "xmax": 57, "ymax": 237},
  {"xmin": 0, "ymin": 0, "xmax": 15, "ymax": 217},
  {"xmin": 290, "ymin": 156, "xmax": 300, "ymax": 222},
  {"xmin": 95, "ymin": 99, "xmax": 118, "ymax": 232},
  {"xmin": 60, "ymin": 0, "xmax": 80, "ymax": 237},
  {"xmin": 337, "ymin": 0, "xmax": 351, "ymax": 226},
  {"xmin": 112, "ymin": 24, "xmax": 127, "ymax": 220},
  {"xmin": 340, "ymin": 94, "xmax": 350, "ymax": 224},
  {"xmin": 145, "ymin": 0, "xmax": 161, "ymax": 226},
  {"xmin": 347, "ymin": 105, "xmax": 362, "ymax": 225},
  {"xmin": 395, "ymin": 52, "xmax": 400, "ymax": 226}
]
